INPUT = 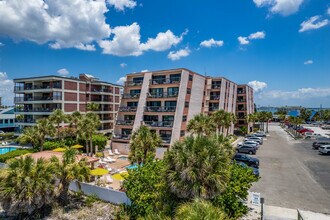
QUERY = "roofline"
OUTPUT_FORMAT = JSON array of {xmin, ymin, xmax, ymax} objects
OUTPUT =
[{"xmin": 126, "ymin": 68, "xmax": 206, "ymax": 78}]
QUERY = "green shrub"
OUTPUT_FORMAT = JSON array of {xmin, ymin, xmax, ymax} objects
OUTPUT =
[
  {"xmin": 43, "ymin": 141, "xmax": 64, "ymax": 151},
  {"xmin": 0, "ymin": 149, "xmax": 35, "ymax": 163},
  {"xmin": 92, "ymin": 134, "xmax": 107, "ymax": 151},
  {"xmin": 0, "ymin": 132, "xmax": 15, "ymax": 141}
]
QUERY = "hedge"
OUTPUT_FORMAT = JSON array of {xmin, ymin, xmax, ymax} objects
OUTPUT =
[{"xmin": 0, "ymin": 149, "xmax": 36, "ymax": 163}]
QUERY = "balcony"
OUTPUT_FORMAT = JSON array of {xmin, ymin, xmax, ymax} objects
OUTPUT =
[
  {"xmin": 237, "ymin": 99, "xmax": 246, "ymax": 103},
  {"xmin": 160, "ymin": 136, "xmax": 171, "ymax": 144},
  {"xmin": 116, "ymin": 120, "xmax": 134, "ymax": 126},
  {"xmin": 14, "ymin": 85, "xmax": 62, "ymax": 92},
  {"xmin": 126, "ymin": 81, "xmax": 143, "ymax": 87},
  {"xmin": 144, "ymin": 121, "xmax": 174, "ymax": 128},
  {"xmin": 14, "ymin": 96, "xmax": 62, "ymax": 102},
  {"xmin": 209, "ymin": 106, "xmax": 219, "ymax": 111},
  {"xmin": 150, "ymin": 77, "xmax": 181, "ymax": 85},
  {"xmin": 237, "ymin": 108, "xmax": 246, "ymax": 111},
  {"xmin": 119, "ymin": 106, "xmax": 137, "ymax": 112},
  {"xmin": 211, "ymin": 84, "xmax": 221, "ymax": 89},
  {"xmin": 16, "ymin": 119, "xmax": 36, "ymax": 123},
  {"xmin": 112, "ymin": 134, "xmax": 131, "ymax": 141},
  {"xmin": 16, "ymin": 108, "xmax": 58, "ymax": 113},
  {"xmin": 122, "ymin": 94, "xmax": 140, "ymax": 99},
  {"xmin": 91, "ymin": 88, "xmax": 111, "ymax": 93},
  {"xmin": 210, "ymin": 95, "xmax": 220, "ymax": 100},
  {"xmin": 237, "ymin": 90, "xmax": 246, "ymax": 94},
  {"xmin": 147, "ymin": 92, "xmax": 178, "ymax": 98},
  {"xmin": 144, "ymin": 106, "xmax": 176, "ymax": 112}
]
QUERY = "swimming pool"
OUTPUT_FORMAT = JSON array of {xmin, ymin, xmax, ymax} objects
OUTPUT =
[
  {"xmin": 0, "ymin": 147, "xmax": 17, "ymax": 155},
  {"xmin": 125, "ymin": 164, "xmax": 138, "ymax": 170}
]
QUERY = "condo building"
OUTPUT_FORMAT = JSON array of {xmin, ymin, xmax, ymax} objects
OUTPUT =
[
  {"xmin": 14, "ymin": 74, "xmax": 122, "ymax": 132},
  {"xmin": 112, "ymin": 68, "xmax": 254, "ymax": 156},
  {"xmin": 236, "ymin": 84, "xmax": 254, "ymax": 132}
]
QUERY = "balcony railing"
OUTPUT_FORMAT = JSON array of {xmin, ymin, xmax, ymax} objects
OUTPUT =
[
  {"xmin": 144, "ymin": 121, "xmax": 174, "ymax": 127},
  {"xmin": 14, "ymin": 85, "xmax": 62, "ymax": 92},
  {"xmin": 122, "ymin": 94, "xmax": 140, "ymax": 99},
  {"xmin": 119, "ymin": 106, "xmax": 137, "ymax": 112},
  {"xmin": 126, "ymin": 81, "xmax": 143, "ymax": 87},
  {"xmin": 16, "ymin": 108, "xmax": 58, "ymax": 113},
  {"xmin": 237, "ymin": 108, "xmax": 246, "ymax": 111},
  {"xmin": 160, "ymin": 136, "xmax": 171, "ymax": 144},
  {"xmin": 116, "ymin": 120, "xmax": 134, "ymax": 126},
  {"xmin": 237, "ymin": 90, "xmax": 246, "ymax": 94},
  {"xmin": 211, "ymin": 84, "xmax": 221, "ymax": 89},
  {"xmin": 91, "ymin": 88, "xmax": 111, "ymax": 93},
  {"xmin": 150, "ymin": 77, "xmax": 181, "ymax": 85},
  {"xmin": 112, "ymin": 134, "xmax": 131, "ymax": 140},
  {"xmin": 210, "ymin": 95, "xmax": 220, "ymax": 100},
  {"xmin": 14, "ymin": 96, "xmax": 62, "ymax": 102},
  {"xmin": 237, "ymin": 115, "xmax": 245, "ymax": 119},
  {"xmin": 209, "ymin": 107, "xmax": 219, "ymax": 111},
  {"xmin": 237, "ymin": 99, "xmax": 246, "ymax": 102},
  {"xmin": 144, "ymin": 106, "xmax": 176, "ymax": 112},
  {"xmin": 16, "ymin": 119, "xmax": 36, "ymax": 123},
  {"xmin": 147, "ymin": 92, "xmax": 178, "ymax": 98}
]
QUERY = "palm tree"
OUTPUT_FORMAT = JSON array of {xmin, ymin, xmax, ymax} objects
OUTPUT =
[
  {"xmin": 265, "ymin": 112, "xmax": 273, "ymax": 133},
  {"xmin": 36, "ymin": 118, "xmax": 56, "ymax": 151},
  {"xmin": 224, "ymin": 112, "xmax": 236, "ymax": 136},
  {"xmin": 49, "ymin": 109, "xmax": 68, "ymax": 140},
  {"xmin": 187, "ymin": 113, "xmax": 215, "ymax": 136},
  {"xmin": 77, "ymin": 113, "xmax": 100, "ymax": 155},
  {"xmin": 175, "ymin": 199, "xmax": 228, "ymax": 220},
  {"xmin": 129, "ymin": 125, "xmax": 162, "ymax": 164},
  {"xmin": 246, "ymin": 113, "xmax": 257, "ymax": 132},
  {"xmin": 164, "ymin": 135, "xmax": 231, "ymax": 199},
  {"xmin": 50, "ymin": 148, "xmax": 90, "ymax": 204},
  {"xmin": 18, "ymin": 126, "xmax": 41, "ymax": 148},
  {"xmin": 87, "ymin": 103, "xmax": 100, "ymax": 111},
  {"xmin": 0, "ymin": 156, "xmax": 57, "ymax": 217},
  {"xmin": 68, "ymin": 111, "xmax": 82, "ymax": 141},
  {"xmin": 211, "ymin": 110, "xmax": 227, "ymax": 135}
]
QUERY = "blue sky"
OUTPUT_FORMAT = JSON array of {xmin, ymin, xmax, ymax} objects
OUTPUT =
[{"xmin": 0, "ymin": 0, "xmax": 329, "ymax": 107}]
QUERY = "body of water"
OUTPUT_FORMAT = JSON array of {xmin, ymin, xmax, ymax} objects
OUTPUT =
[{"xmin": 0, "ymin": 147, "xmax": 17, "ymax": 155}]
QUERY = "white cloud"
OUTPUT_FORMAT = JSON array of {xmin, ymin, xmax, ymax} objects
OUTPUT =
[
  {"xmin": 248, "ymin": 80, "xmax": 268, "ymax": 92},
  {"xmin": 299, "ymin": 16, "xmax": 329, "ymax": 32},
  {"xmin": 200, "ymin": 38, "xmax": 224, "ymax": 48},
  {"xmin": 248, "ymin": 31, "xmax": 266, "ymax": 39},
  {"xmin": 107, "ymin": 0, "xmax": 137, "ymax": 11},
  {"xmin": 167, "ymin": 47, "xmax": 191, "ymax": 61},
  {"xmin": 120, "ymin": 63, "xmax": 127, "ymax": 68},
  {"xmin": 259, "ymin": 88, "xmax": 330, "ymax": 99},
  {"xmin": 304, "ymin": 60, "xmax": 313, "ymax": 65},
  {"xmin": 253, "ymin": 0, "xmax": 304, "ymax": 16},
  {"xmin": 98, "ymin": 23, "xmax": 186, "ymax": 56},
  {"xmin": 238, "ymin": 36, "xmax": 250, "ymax": 45},
  {"xmin": 57, "ymin": 68, "xmax": 70, "ymax": 76},
  {"xmin": 328, "ymin": 7, "xmax": 330, "ymax": 16},
  {"xmin": 141, "ymin": 69, "xmax": 149, "ymax": 72},
  {"xmin": 0, "ymin": 72, "xmax": 14, "ymax": 106},
  {"xmin": 0, "ymin": 0, "xmax": 111, "ymax": 50},
  {"xmin": 116, "ymin": 76, "xmax": 126, "ymax": 84},
  {"xmin": 0, "ymin": 42, "xmax": 4, "ymax": 47}
]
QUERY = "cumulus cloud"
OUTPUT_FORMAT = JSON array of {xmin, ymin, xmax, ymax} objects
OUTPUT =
[
  {"xmin": 0, "ymin": 42, "xmax": 4, "ymax": 47},
  {"xmin": 0, "ymin": 0, "xmax": 111, "ymax": 50},
  {"xmin": 120, "ymin": 63, "xmax": 127, "ymax": 68},
  {"xmin": 259, "ymin": 88, "xmax": 330, "ymax": 99},
  {"xmin": 107, "ymin": 0, "xmax": 137, "ymax": 11},
  {"xmin": 167, "ymin": 47, "xmax": 191, "ymax": 61},
  {"xmin": 299, "ymin": 16, "xmax": 329, "ymax": 32},
  {"xmin": 248, "ymin": 80, "xmax": 268, "ymax": 92},
  {"xmin": 304, "ymin": 60, "xmax": 313, "ymax": 65},
  {"xmin": 253, "ymin": 0, "xmax": 304, "ymax": 16},
  {"xmin": 0, "ymin": 72, "xmax": 14, "ymax": 106},
  {"xmin": 57, "ymin": 68, "xmax": 70, "ymax": 76},
  {"xmin": 141, "ymin": 69, "xmax": 149, "ymax": 72},
  {"xmin": 200, "ymin": 38, "xmax": 224, "ymax": 48},
  {"xmin": 328, "ymin": 7, "xmax": 330, "ymax": 16},
  {"xmin": 238, "ymin": 36, "xmax": 250, "ymax": 45},
  {"xmin": 116, "ymin": 76, "xmax": 126, "ymax": 84},
  {"xmin": 248, "ymin": 31, "xmax": 266, "ymax": 39},
  {"xmin": 99, "ymin": 23, "xmax": 186, "ymax": 56}
]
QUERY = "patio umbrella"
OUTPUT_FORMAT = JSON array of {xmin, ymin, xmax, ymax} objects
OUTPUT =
[
  {"xmin": 112, "ymin": 172, "xmax": 128, "ymax": 180},
  {"xmin": 71, "ymin": 144, "xmax": 84, "ymax": 149},
  {"xmin": 52, "ymin": 147, "xmax": 66, "ymax": 152},
  {"xmin": 90, "ymin": 168, "xmax": 109, "ymax": 176}
]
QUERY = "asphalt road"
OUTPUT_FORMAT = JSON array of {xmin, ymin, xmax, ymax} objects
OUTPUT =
[{"xmin": 251, "ymin": 124, "xmax": 330, "ymax": 214}]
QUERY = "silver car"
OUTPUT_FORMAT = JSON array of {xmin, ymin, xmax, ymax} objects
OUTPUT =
[{"xmin": 319, "ymin": 145, "xmax": 330, "ymax": 155}]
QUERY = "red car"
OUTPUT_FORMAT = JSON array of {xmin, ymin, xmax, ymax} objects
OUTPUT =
[{"xmin": 298, "ymin": 128, "xmax": 314, "ymax": 134}]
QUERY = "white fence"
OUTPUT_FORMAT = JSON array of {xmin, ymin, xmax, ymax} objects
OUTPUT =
[{"xmin": 69, "ymin": 181, "xmax": 131, "ymax": 205}]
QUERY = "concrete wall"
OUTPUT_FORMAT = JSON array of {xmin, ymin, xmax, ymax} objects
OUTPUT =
[
  {"xmin": 187, "ymin": 74, "xmax": 205, "ymax": 121},
  {"xmin": 69, "ymin": 181, "xmax": 131, "ymax": 205},
  {"xmin": 112, "ymin": 142, "xmax": 130, "ymax": 155}
]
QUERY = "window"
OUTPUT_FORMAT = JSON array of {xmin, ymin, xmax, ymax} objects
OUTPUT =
[
  {"xmin": 127, "ymin": 102, "xmax": 138, "ymax": 107},
  {"xmin": 150, "ymin": 88, "xmax": 163, "ymax": 94},
  {"xmin": 163, "ymin": 115, "xmax": 174, "ymax": 121},
  {"xmin": 187, "ymin": 88, "xmax": 191, "ymax": 94},
  {"xmin": 130, "ymin": 89, "xmax": 141, "ymax": 95},
  {"xmin": 180, "ymin": 130, "xmax": 185, "ymax": 137},
  {"xmin": 165, "ymin": 101, "xmax": 177, "ymax": 107},
  {"xmin": 182, "ymin": 115, "xmax": 187, "ymax": 122},
  {"xmin": 10, "ymin": 119, "xmax": 13, "ymax": 123},
  {"xmin": 167, "ymin": 87, "xmax": 179, "ymax": 95},
  {"xmin": 189, "ymin": 74, "xmax": 193, "ymax": 81},
  {"xmin": 4, "ymin": 119, "xmax": 8, "ymax": 124},
  {"xmin": 185, "ymin": 102, "xmax": 189, "ymax": 107}
]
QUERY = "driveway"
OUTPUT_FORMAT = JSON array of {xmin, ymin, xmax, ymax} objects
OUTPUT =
[{"xmin": 251, "ymin": 124, "xmax": 330, "ymax": 214}]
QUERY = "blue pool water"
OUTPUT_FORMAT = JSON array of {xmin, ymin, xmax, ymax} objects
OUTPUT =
[
  {"xmin": 0, "ymin": 147, "xmax": 17, "ymax": 155},
  {"xmin": 125, "ymin": 164, "xmax": 138, "ymax": 170}
]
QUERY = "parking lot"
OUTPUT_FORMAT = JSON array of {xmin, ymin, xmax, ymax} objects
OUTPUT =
[{"xmin": 250, "ymin": 124, "xmax": 330, "ymax": 214}]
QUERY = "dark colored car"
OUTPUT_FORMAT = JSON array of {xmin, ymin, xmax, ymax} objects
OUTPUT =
[
  {"xmin": 236, "ymin": 161, "xmax": 260, "ymax": 176},
  {"xmin": 312, "ymin": 140, "xmax": 330, "ymax": 149},
  {"xmin": 233, "ymin": 153, "xmax": 259, "ymax": 168}
]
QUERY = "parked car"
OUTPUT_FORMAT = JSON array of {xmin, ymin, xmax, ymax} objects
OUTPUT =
[
  {"xmin": 304, "ymin": 132, "xmax": 324, "ymax": 139},
  {"xmin": 245, "ymin": 137, "xmax": 263, "ymax": 145},
  {"xmin": 319, "ymin": 145, "xmax": 330, "ymax": 155},
  {"xmin": 321, "ymin": 125, "xmax": 330, "ymax": 130},
  {"xmin": 254, "ymin": 131, "xmax": 266, "ymax": 137},
  {"xmin": 243, "ymin": 140, "xmax": 259, "ymax": 149},
  {"xmin": 298, "ymin": 128, "xmax": 313, "ymax": 134},
  {"xmin": 238, "ymin": 142, "xmax": 259, "ymax": 150},
  {"xmin": 236, "ymin": 145, "xmax": 257, "ymax": 155},
  {"xmin": 312, "ymin": 138, "xmax": 330, "ymax": 149},
  {"xmin": 236, "ymin": 161, "xmax": 260, "ymax": 176},
  {"xmin": 246, "ymin": 134, "xmax": 257, "ymax": 138},
  {"xmin": 233, "ymin": 153, "xmax": 259, "ymax": 168}
]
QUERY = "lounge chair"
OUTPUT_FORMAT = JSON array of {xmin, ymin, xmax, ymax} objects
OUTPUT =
[
  {"xmin": 108, "ymin": 149, "xmax": 115, "ymax": 156},
  {"xmin": 103, "ymin": 158, "xmax": 113, "ymax": 163},
  {"xmin": 114, "ymin": 149, "xmax": 121, "ymax": 155},
  {"xmin": 106, "ymin": 157, "xmax": 116, "ymax": 163},
  {"xmin": 106, "ymin": 175, "xmax": 114, "ymax": 183}
]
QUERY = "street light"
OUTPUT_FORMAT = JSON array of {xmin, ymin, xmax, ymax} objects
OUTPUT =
[{"xmin": 260, "ymin": 197, "xmax": 265, "ymax": 220}]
